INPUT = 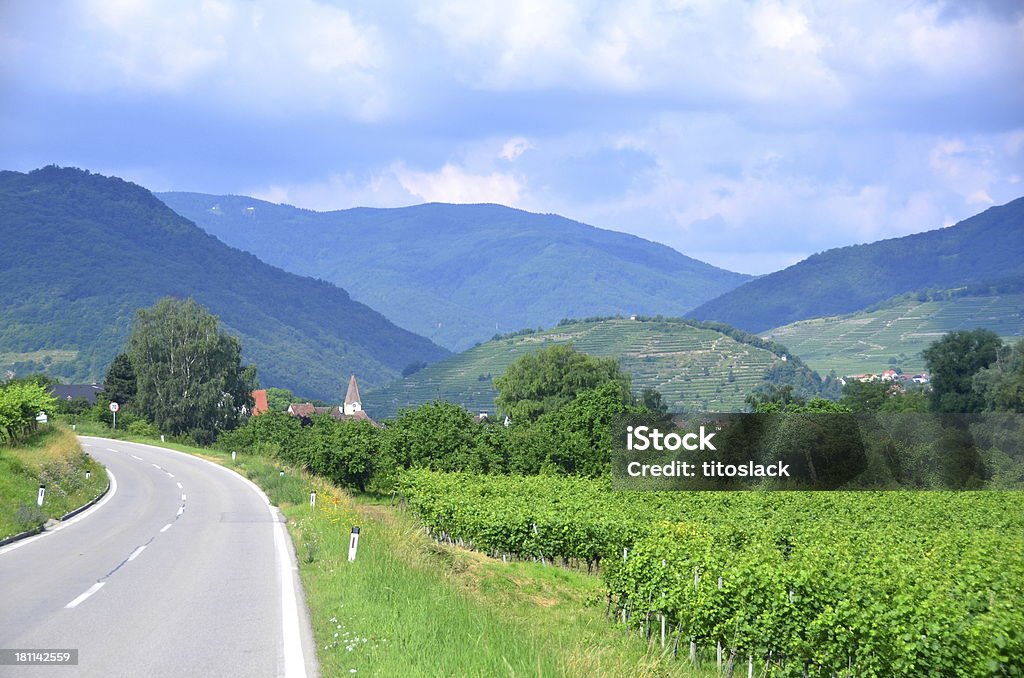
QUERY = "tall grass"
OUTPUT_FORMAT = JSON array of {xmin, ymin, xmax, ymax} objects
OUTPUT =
[{"xmin": 0, "ymin": 425, "xmax": 107, "ymax": 538}]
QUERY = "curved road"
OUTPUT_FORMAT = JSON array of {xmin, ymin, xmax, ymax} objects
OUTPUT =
[{"xmin": 0, "ymin": 437, "xmax": 318, "ymax": 677}]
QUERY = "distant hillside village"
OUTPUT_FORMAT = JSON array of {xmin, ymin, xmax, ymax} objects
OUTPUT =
[
  {"xmin": 837, "ymin": 370, "xmax": 930, "ymax": 387},
  {"xmin": 252, "ymin": 375, "xmax": 380, "ymax": 427}
]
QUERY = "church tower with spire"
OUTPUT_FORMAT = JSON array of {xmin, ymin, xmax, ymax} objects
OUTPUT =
[{"xmin": 343, "ymin": 374, "xmax": 362, "ymax": 415}]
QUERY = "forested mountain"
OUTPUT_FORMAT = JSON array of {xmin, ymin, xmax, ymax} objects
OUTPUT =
[
  {"xmin": 0, "ymin": 167, "xmax": 448, "ymax": 400},
  {"xmin": 688, "ymin": 197, "xmax": 1024, "ymax": 332},
  {"xmin": 158, "ymin": 193, "xmax": 751, "ymax": 351},
  {"xmin": 364, "ymin": 317, "xmax": 831, "ymax": 418}
]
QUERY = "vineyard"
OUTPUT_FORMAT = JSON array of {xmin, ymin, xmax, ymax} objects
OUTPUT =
[
  {"xmin": 368, "ymin": 318, "xmax": 806, "ymax": 418},
  {"xmin": 398, "ymin": 470, "xmax": 1024, "ymax": 676},
  {"xmin": 767, "ymin": 293, "xmax": 1024, "ymax": 377}
]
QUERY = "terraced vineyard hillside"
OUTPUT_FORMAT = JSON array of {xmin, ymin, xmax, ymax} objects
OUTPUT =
[
  {"xmin": 767, "ymin": 293, "xmax": 1024, "ymax": 376},
  {"xmin": 366, "ymin": 318, "xmax": 816, "ymax": 418}
]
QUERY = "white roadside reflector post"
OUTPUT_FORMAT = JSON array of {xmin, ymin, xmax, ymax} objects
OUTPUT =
[
  {"xmin": 279, "ymin": 471, "xmax": 284, "ymax": 477},
  {"xmin": 37, "ymin": 484, "xmax": 45, "ymax": 507},
  {"xmin": 310, "ymin": 491, "xmax": 316, "ymax": 507},
  {"xmin": 160, "ymin": 434, "xmax": 165, "ymax": 442},
  {"xmin": 86, "ymin": 470, "xmax": 91, "ymax": 480},
  {"xmin": 348, "ymin": 527, "xmax": 360, "ymax": 562},
  {"xmin": 232, "ymin": 450, "xmax": 236, "ymax": 461}
]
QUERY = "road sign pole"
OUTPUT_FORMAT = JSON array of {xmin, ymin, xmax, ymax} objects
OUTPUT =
[{"xmin": 348, "ymin": 527, "xmax": 360, "ymax": 562}]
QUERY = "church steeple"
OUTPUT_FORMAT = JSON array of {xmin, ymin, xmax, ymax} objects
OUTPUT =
[{"xmin": 344, "ymin": 375, "xmax": 362, "ymax": 415}]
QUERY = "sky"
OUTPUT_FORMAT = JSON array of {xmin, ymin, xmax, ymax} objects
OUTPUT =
[{"xmin": 1, "ymin": 0, "xmax": 1022, "ymax": 274}]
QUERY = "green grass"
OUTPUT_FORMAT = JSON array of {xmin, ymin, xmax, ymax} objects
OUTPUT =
[
  {"xmin": 298, "ymin": 492, "xmax": 707, "ymax": 678},
  {"xmin": 367, "ymin": 318, "xmax": 790, "ymax": 417},
  {"xmin": 0, "ymin": 425, "xmax": 107, "ymax": 539},
  {"xmin": 83, "ymin": 425, "xmax": 707, "ymax": 676},
  {"xmin": 767, "ymin": 293, "xmax": 1024, "ymax": 376}
]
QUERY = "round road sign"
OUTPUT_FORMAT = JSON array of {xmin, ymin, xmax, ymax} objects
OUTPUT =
[{"xmin": 109, "ymin": 402, "xmax": 120, "ymax": 412}]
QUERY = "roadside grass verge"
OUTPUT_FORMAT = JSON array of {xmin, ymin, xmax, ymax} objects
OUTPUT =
[
  {"xmin": 0, "ymin": 425, "xmax": 107, "ymax": 539},
  {"xmin": 73, "ymin": 426, "xmax": 707, "ymax": 677}
]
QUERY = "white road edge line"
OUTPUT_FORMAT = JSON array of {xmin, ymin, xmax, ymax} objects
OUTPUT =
[
  {"xmin": 166, "ymin": 472, "xmax": 175, "ymax": 478},
  {"xmin": 65, "ymin": 582, "xmax": 105, "ymax": 609},
  {"xmin": 272, "ymin": 504, "xmax": 306, "ymax": 678},
  {"xmin": 152, "ymin": 463, "xmax": 162, "ymax": 470},
  {"xmin": 181, "ymin": 493, "xmax": 187, "ymax": 501},
  {"xmin": 129, "ymin": 453, "xmax": 141, "ymax": 459},
  {"xmin": 127, "ymin": 545, "xmax": 146, "ymax": 562},
  {"xmin": 176, "ymin": 506, "xmax": 185, "ymax": 516},
  {"xmin": 160, "ymin": 523, "xmax": 173, "ymax": 533},
  {"xmin": 176, "ymin": 482, "xmax": 183, "ymax": 489},
  {"xmin": 0, "ymin": 468, "xmax": 119, "ymax": 557}
]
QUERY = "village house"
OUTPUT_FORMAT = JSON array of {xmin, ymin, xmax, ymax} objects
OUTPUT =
[{"xmin": 49, "ymin": 383, "xmax": 103, "ymax": 404}]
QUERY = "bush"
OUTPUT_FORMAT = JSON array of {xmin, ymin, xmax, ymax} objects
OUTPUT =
[
  {"xmin": 126, "ymin": 419, "xmax": 160, "ymax": 437},
  {"xmin": 14, "ymin": 503, "xmax": 46, "ymax": 531},
  {"xmin": 0, "ymin": 382, "xmax": 57, "ymax": 443}
]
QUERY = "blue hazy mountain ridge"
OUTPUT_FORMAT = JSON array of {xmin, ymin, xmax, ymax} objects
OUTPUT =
[
  {"xmin": 688, "ymin": 197, "xmax": 1024, "ymax": 333},
  {"xmin": 0, "ymin": 167, "xmax": 449, "ymax": 400},
  {"xmin": 158, "ymin": 192, "xmax": 752, "ymax": 351}
]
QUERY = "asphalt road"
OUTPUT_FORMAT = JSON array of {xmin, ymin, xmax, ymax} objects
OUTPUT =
[{"xmin": 0, "ymin": 437, "xmax": 318, "ymax": 677}]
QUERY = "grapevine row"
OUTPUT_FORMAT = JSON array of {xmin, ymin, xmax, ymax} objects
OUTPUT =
[{"xmin": 398, "ymin": 470, "xmax": 1024, "ymax": 676}]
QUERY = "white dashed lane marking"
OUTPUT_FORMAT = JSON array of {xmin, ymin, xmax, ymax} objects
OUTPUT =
[{"xmin": 65, "ymin": 582, "xmax": 105, "ymax": 609}]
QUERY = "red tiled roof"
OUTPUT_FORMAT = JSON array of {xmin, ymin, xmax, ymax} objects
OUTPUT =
[{"xmin": 252, "ymin": 389, "xmax": 269, "ymax": 415}]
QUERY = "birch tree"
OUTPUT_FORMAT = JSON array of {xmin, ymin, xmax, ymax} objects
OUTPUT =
[{"xmin": 128, "ymin": 298, "xmax": 257, "ymax": 440}]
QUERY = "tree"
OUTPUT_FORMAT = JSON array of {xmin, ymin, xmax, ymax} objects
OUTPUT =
[
  {"xmin": 840, "ymin": 381, "xmax": 901, "ymax": 412},
  {"xmin": 218, "ymin": 410, "xmax": 302, "ymax": 457},
  {"xmin": 287, "ymin": 417, "xmax": 381, "ymax": 491},
  {"xmin": 923, "ymin": 329, "xmax": 1003, "ymax": 413},
  {"xmin": 639, "ymin": 387, "xmax": 669, "ymax": 414},
  {"xmin": 973, "ymin": 340, "xmax": 1024, "ymax": 412},
  {"xmin": 384, "ymin": 401, "xmax": 481, "ymax": 471},
  {"xmin": 2, "ymin": 373, "xmax": 58, "ymax": 389},
  {"xmin": 537, "ymin": 382, "xmax": 644, "ymax": 476},
  {"xmin": 494, "ymin": 344, "xmax": 632, "ymax": 423},
  {"xmin": 265, "ymin": 387, "xmax": 295, "ymax": 412},
  {"xmin": 102, "ymin": 353, "xmax": 136, "ymax": 407},
  {"xmin": 746, "ymin": 384, "xmax": 803, "ymax": 412},
  {"xmin": 128, "ymin": 298, "xmax": 257, "ymax": 439}
]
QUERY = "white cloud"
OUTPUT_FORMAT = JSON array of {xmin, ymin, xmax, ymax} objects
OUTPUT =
[
  {"xmin": 7, "ymin": 0, "xmax": 387, "ymax": 119},
  {"xmin": 247, "ymin": 169, "xmax": 417, "ymax": 211},
  {"xmin": 499, "ymin": 137, "xmax": 533, "ymax": 161},
  {"xmin": 395, "ymin": 163, "xmax": 524, "ymax": 205},
  {"xmin": 247, "ymin": 161, "xmax": 526, "ymax": 210},
  {"xmin": 928, "ymin": 137, "xmax": 1000, "ymax": 205}
]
